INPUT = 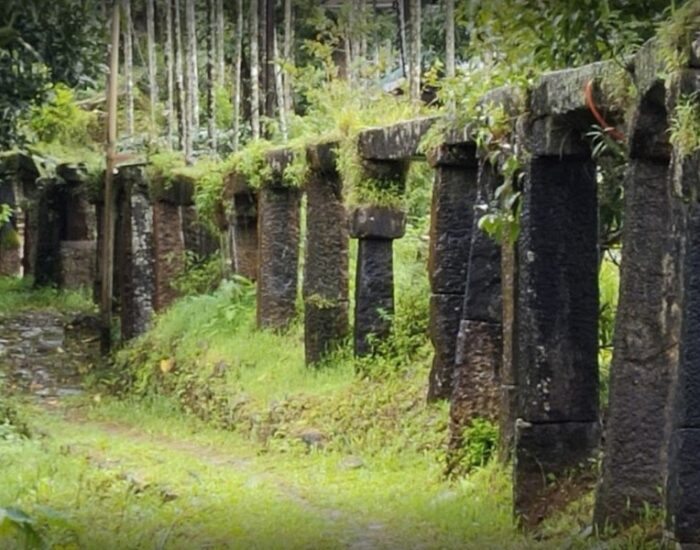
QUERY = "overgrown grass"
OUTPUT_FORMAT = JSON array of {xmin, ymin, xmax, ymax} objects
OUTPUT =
[{"xmin": 0, "ymin": 277, "xmax": 95, "ymax": 316}]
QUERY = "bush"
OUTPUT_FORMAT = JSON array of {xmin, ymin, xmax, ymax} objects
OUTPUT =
[{"xmin": 27, "ymin": 84, "xmax": 95, "ymax": 146}]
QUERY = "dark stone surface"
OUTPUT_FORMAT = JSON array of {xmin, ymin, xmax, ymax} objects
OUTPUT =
[
  {"xmin": 427, "ymin": 143, "xmax": 477, "ymax": 167},
  {"xmin": 60, "ymin": 241, "xmax": 96, "ymax": 290},
  {"xmin": 349, "ymin": 206, "xmax": 406, "ymax": 240},
  {"xmin": 627, "ymin": 82, "xmax": 670, "ymax": 161},
  {"xmin": 354, "ymin": 238, "xmax": 394, "ymax": 356},
  {"xmin": 462, "ymin": 164, "xmax": 502, "ymax": 323},
  {"xmin": 427, "ymin": 162, "xmax": 477, "ymax": 295},
  {"xmin": 449, "ymin": 320, "xmax": 502, "ymax": 453},
  {"xmin": 182, "ymin": 205, "xmax": 219, "ymax": 258},
  {"xmin": 257, "ymin": 185, "xmax": 301, "ymax": 330},
  {"xmin": 427, "ymin": 293, "xmax": 464, "ymax": 401},
  {"xmin": 517, "ymin": 156, "xmax": 598, "ymax": 423},
  {"xmin": 303, "ymin": 152, "xmax": 349, "ymax": 364},
  {"xmin": 34, "ymin": 179, "xmax": 63, "ymax": 286},
  {"xmin": 357, "ymin": 117, "xmax": 438, "ymax": 160},
  {"xmin": 149, "ymin": 174, "xmax": 195, "ymax": 205},
  {"xmin": 520, "ymin": 114, "xmax": 592, "ymax": 157},
  {"xmin": 232, "ymin": 191, "xmax": 258, "ymax": 281},
  {"xmin": 595, "ymin": 159, "xmax": 681, "ymax": 526},
  {"xmin": 152, "ymin": 201, "xmax": 185, "ymax": 311},
  {"xmin": 514, "ymin": 420, "xmax": 599, "ymax": 527},
  {"xmin": 668, "ymin": 429, "xmax": 700, "ymax": 544},
  {"xmin": 118, "ymin": 166, "xmax": 155, "ymax": 340}
]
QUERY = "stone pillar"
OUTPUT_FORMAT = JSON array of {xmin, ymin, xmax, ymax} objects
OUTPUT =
[
  {"xmin": 514, "ymin": 136, "xmax": 599, "ymax": 526},
  {"xmin": 34, "ymin": 178, "xmax": 63, "ymax": 286},
  {"xmin": 350, "ymin": 205, "xmax": 406, "ymax": 356},
  {"xmin": 117, "ymin": 165, "xmax": 156, "ymax": 340},
  {"xmin": 303, "ymin": 142, "xmax": 349, "ymax": 365},
  {"xmin": 232, "ymin": 190, "xmax": 259, "ymax": 281},
  {"xmin": 594, "ymin": 80, "xmax": 679, "ymax": 527},
  {"xmin": 257, "ymin": 148, "xmax": 301, "ymax": 330},
  {"xmin": 0, "ymin": 176, "xmax": 20, "ymax": 276},
  {"xmin": 426, "ymin": 143, "xmax": 478, "ymax": 401},
  {"xmin": 448, "ymin": 162, "xmax": 503, "ymax": 469},
  {"xmin": 152, "ymin": 200, "xmax": 186, "ymax": 311}
]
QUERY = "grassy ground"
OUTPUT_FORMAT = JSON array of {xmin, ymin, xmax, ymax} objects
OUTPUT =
[{"xmin": 0, "ymin": 277, "xmax": 95, "ymax": 316}]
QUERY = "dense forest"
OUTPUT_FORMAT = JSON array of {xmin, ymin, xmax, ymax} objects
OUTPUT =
[{"xmin": 2, "ymin": 0, "xmax": 700, "ymax": 548}]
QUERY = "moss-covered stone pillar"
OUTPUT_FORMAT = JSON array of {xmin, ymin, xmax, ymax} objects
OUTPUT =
[
  {"xmin": 303, "ymin": 142, "xmax": 349, "ymax": 364},
  {"xmin": 117, "ymin": 164, "xmax": 156, "ymax": 341},
  {"xmin": 514, "ymin": 115, "xmax": 599, "ymax": 527},
  {"xmin": 666, "ymin": 65, "xmax": 700, "ymax": 547},
  {"xmin": 426, "ymin": 143, "xmax": 478, "ymax": 401},
  {"xmin": 448, "ymin": 162, "xmax": 503, "ymax": 470},
  {"xmin": 594, "ymin": 71, "xmax": 680, "ymax": 527},
  {"xmin": 257, "ymin": 148, "xmax": 301, "ymax": 330}
]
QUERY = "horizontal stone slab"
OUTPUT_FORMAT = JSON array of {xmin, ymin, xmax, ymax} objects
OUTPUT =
[
  {"xmin": 530, "ymin": 61, "xmax": 612, "ymax": 118},
  {"xmin": 349, "ymin": 206, "xmax": 406, "ymax": 239},
  {"xmin": 149, "ymin": 174, "xmax": 195, "ymax": 205},
  {"xmin": 357, "ymin": 117, "xmax": 438, "ymax": 160},
  {"xmin": 0, "ymin": 151, "xmax": 39, "ymax": 179},
  {"xmin": 306, "ymin": 141, "xmax": 340, "ymax": 174},
  {"xmin": 427, "ymin": 143, "xmax": 478, "ymax": 167},
  {"xmin": 266, "ymin": 146, "xmax": 295, "ymax": 177},
  {"xmin": 519, "ymin": 114, "xmax": 592, "ymax": 157}
]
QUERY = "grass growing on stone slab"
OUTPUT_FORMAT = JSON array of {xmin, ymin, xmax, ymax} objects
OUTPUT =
[{"xmin": 0, "ymin": 277, "xmax": 95, "ymax": 316}]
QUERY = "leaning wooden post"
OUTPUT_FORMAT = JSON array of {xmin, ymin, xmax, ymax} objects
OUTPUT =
[{"xmin": 100, "ymin": 2, "xmax": 121, "ymax": 353}]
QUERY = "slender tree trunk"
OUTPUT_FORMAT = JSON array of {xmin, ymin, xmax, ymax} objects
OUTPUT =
[
  {"xmin": 185, "ymin": 0, "xmax": 199, "ymax": 139},
  {"xmin": 216, "ymin": 0, "xmax": 225, "ymax": 89},
  {"xmin": 410, "ymin": 0, "xmax": 421, "ymax": 102},
  {"xmin": 263, "ymin": 0, "xmax": 275, "ymax": 130},
  {"xmin": 206, "ymin": 0, "xmax": 217, "ymax": 150},
  {"xmin": 101, "ymin": 1, "xmax": 121, "ymax": 353},
  {"xmin": 359, "ymin": 0, "xmax": 367, "ymax": 64},
  {"xmin": 146, "ymin": 0, "xmax": 158, "ymax": 131},
  {"xmin": 445, "ymin": 0, "xmax": 455, "ymax": 78},
  {"xmin": 174, "ymin": 0, "xmax": 189, "ymax": 154},
  {"xmin": 165, "ymin": 0, "xmax": 175, "ymax": 147},
  {"xmin": 123, "ymin": 0, "xmax": 134, "ymax": 136},
  {"xmin": 250, "ymin": 0, "xmax": 260, "ymax": 140},
  {"xmin": 283, "ymin": 0, "xmax": 292, "ymax": 118},
  {"xmin": 273, "ymin": 29, "xmax": 287, "ymax": 141},
  {"xmin": 396, "ymin": 0, "xmax": 407, "ymax": 79},
  {"xmin": 233, "ymin": 0, "xmax": 243, "ymax": 149}
]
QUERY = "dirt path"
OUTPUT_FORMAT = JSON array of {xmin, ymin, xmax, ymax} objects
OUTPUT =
[{"xmin": 0, "ymin": 308, "xmax": 399, "ymax": 549}]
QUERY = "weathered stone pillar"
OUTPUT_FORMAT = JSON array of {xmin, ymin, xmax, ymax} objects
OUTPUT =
[
  {"xmin": 117, "ymin": 164, "xmax": 156, "ymax": 340},
  {"xmin": 232, "ymin": 188, "xmax": 259, "ymax": 281},
  {"xmin": 514, "ymin": 118, "xmax": 599, "ymax": 527},
  {"xmin": 350, "ymin": 205, "xmax": 406, "ymax": 356},
  {"xmin": 34, "ymin": 178, "xmax": 63, "ymax": 286},
  {"xmin": 448, "ymin": 162, "xmax": 503, "ymax": 469},
  {"xmin": 594, "ymin": 75, "xmax": 679, "ymax": 526},
  {"xmin": 426, "ymin": 143, "xmax": 478, "ymax": 401},
  {"xmin": 257, "ymin": 148, "xmax": 301, "ymax": 330},
  {"xmin": 150, "ymin": 176, "xmax": 192, "ymax": 311},
  {"xmin": 303, "ymin": 142, "xmax": 349, "ymax": 364}
]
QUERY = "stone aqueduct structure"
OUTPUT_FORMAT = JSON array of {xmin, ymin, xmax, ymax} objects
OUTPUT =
[{"xmin": 3, "ymin": 42, "xmax": 700, "ymax": 541}]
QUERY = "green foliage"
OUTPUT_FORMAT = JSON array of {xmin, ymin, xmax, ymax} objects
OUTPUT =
[
  {"xmin": 0, "ymin": 276, "xmax": 95, "ymax": 314},
  {"xmin": 670, "ymin": 93, "xmax": 700, "ymax": 158},
  {"xmin": 0, "ymin": 507, "xmax": 42, "ymax": 549},
  {"xmin": 0, "ymin": 204, "xmax": 11, "ymax": 225},
  {"xmin": 599, "ymin": 63, "xmax": 638, "ymax": 114},
  {"xmin": 214, "ymin": 86, "xmax": 234, "ymax": 130},
  {"xmin": 461, "ymin": 418, "xmax": 499, "ymax": 471},
  {"xmin": 0, "ymin": 403, "xmax": 31, "ymax": 441},
  {"xmin": 658, "ymin": 0, "xmax": 700, "ymax": 73},
  {"xmin": 171, "ymin": 251, "xmax": 224, "ymax": 297},
  {"xmin": 27, "ymin": 84, "xmax": 95, "ymax": 146},
  {"xmin": 599, "ymin": 252, "xmax": 620, "ymax": 408}
]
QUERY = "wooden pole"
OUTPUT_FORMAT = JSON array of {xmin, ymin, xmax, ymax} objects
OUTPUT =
[{"xmin": 100, "ymin": 1, "xmax": 121, "ymax": 354}]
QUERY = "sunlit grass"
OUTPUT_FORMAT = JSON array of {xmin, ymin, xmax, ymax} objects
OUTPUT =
[{"xmin": 0, "ymin": 276, "xmax": 95, "ymax": 316}]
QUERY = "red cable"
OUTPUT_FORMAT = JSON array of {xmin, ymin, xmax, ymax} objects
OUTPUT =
[{"xmin": 585, "ymin": 80, "xmax": 625, "ymax": 142}]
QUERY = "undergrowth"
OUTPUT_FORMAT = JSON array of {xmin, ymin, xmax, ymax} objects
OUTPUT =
[{"xmin": 0, "ymin": 277, "xmax": 95, "ymax": 316}]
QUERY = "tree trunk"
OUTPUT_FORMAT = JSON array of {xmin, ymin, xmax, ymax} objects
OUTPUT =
[
  {"xmin": 174, "ymin": 0, "xmax": 189, "ymax": 155},
  {"xmin": 233, "ymin": 0, "xmax": 243, "ymax": 150},
  {"xmin": 123, "ymin": 0, "xmax": 134, "ymax": 136},
  {"xmin": 283, "ymin": 0, "xmax": 293, "ymax": 118},
  {"xmin": 410, "ymin": 0, "xmax": 421, "ymax": 102},
  {"xmin": 250, "ymin": 0, "xmax": 260, "ymax": 140},
  {"xmin": 359, "ymin": 0, "xmax": 367, "ymax": 64},
  {"xmin": 445, "ymin": 0, "xmax": 455, "ymax": 78},
  {"xmin": 146, "ymin": 0, "xmax": 158, "ymax": 131},
  {"xmin": 216, "ymin": 0, "xmax": 225, "ymax": 90},
  {"xmin": 165, "ymin": 0, "xmax": 175, "ymax": 147},
  {"xmin": 273, "ymin": 29, "xmax": 287, "ymax": 141},
  {"xmin": 206, "ymin": 0, "xmax": 216, "ymax": 150},
  {"xmin": 396, "ymin": 0, "xmax": 407, "ymax": 79},
  {"xmin": 264, "ymin": 0, "xmax": 275, "ymax": 130},
  {"xmin": 101, "ymin": 0, "xmax": 121, "ymax": 353},
  {"xmin": 185, "ymin": 0, "xmax": 199, "ymax": 141}
]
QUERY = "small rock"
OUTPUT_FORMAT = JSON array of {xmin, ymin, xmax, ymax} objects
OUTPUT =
[
  {"xmin": 298, "ymin": 428, "xmax": 325, "ymax": 449},
  {"xmin": 340, "ymin": 456, "xmax": 365, "ymax": 470}
]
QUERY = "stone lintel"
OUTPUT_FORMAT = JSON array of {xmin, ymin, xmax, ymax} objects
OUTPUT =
[
  {"xmin": 427, "ymin": 142, "xmax": 477, "ymax": 168},
  {"xmin": 530, "ymin": 61, "xmax": 612, "ymax": 118},
  {"xmin": 266, "ymin": 146, "xmax": 295, "ymax": 179},
  {"xmin": 357, "ymin": 116, "xmax": 438, "ymax": 161},
  {"xmin": 149, "ymin": 174, "xmax": 195, "ymax": 206},
  {"xmin": 349, "ymin": 206, "xmax": 406, "ymax": 240},
  {"xmin": 628, "ymin": 80, "xmax": 670, "ymax": 161},
  {"xmin": 519, "ymin": 114, "xmax": 592, "ymax": 158}
]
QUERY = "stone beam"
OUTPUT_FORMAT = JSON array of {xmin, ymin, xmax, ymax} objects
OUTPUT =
[
  {"xmin": 303, "ymin": 141, "xmax": 349, "ymax": 364},
  {"xmin": 357, "ymin": 117, "xmax": 438, "ymax": 161}
]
